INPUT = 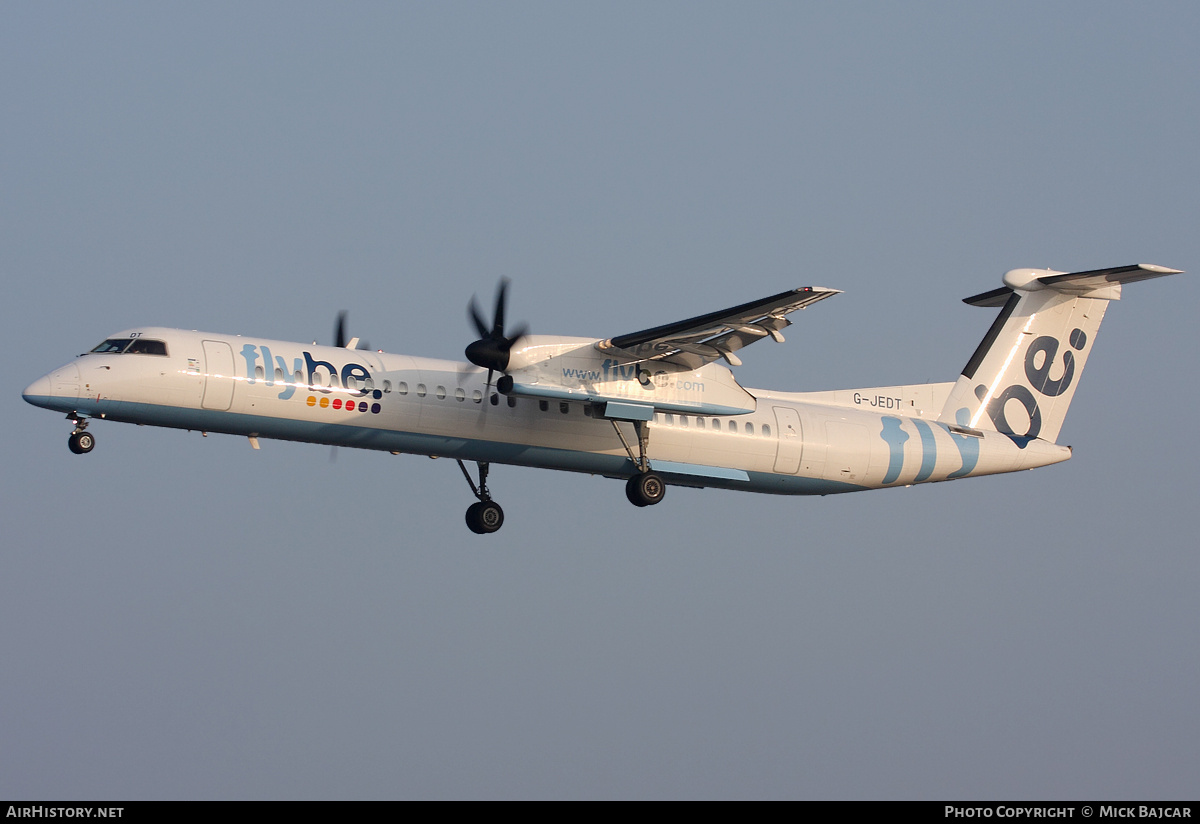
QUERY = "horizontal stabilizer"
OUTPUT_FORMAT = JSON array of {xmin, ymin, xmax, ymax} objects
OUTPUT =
[
  {"xmin": 963, "ymin": 287, "xmax": 1013, "ymax": 308},
  {"xmin": 964, "ymin": 263, "xmax": 1182, "ymax": 306},
  {"xmin": 1038, "ymin": 263, "xmax": 1182, "ymax": 291}
]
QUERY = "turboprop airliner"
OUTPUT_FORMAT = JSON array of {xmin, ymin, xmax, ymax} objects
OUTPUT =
[{"xmin": 23, "ymin": 263, "xmax": 1180, "ymax": 533}]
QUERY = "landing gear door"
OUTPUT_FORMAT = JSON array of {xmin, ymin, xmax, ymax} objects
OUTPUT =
[
  {"xmin": 201, "ymin": 340, "xmax": 235, "ymax": 411},
  {"xmin": 772, "ymin": 406, "xmax": 803, "ymax": 474}
]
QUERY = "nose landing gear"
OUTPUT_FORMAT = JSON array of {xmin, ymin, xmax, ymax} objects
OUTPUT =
[
  {"xmin": 68, "ymin": 430, "xmax": 95, "ymax": 454},
  {"xmin": 66, "ymin": 414, "xmax": 94, "ymax": 455}
]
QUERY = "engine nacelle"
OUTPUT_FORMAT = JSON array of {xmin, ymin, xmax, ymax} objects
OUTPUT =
[{"xmin": 499, "ymin": 336, "xmax": 756, "ymax": 415}]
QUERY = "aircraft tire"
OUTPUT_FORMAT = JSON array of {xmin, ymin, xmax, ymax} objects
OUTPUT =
[
  {"xmin": 466, "ymin": 501, "xmax": 504, "ymax": 534},
  {"xmin": 626, "ymin": 472, "xmax": 665, "ymax": 507},
  {"xmin": 68, "ymin": 431, "xmax": 94, "ymax": 455}
]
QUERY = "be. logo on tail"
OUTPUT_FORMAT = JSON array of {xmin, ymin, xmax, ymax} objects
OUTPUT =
[{"xmin": 975, "ymin": 328, "xmax": 1087, "ymax": 446}]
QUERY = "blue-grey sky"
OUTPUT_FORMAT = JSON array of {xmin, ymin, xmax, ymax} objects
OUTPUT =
[{"xmin": 3, "ymin": 2, "xmax": 1197, "ymax": 799}]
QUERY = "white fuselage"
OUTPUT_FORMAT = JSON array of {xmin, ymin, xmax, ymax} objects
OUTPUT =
[{"xmin": 23, "ymin": 327, "xmax": 1071, "ymax": 495}]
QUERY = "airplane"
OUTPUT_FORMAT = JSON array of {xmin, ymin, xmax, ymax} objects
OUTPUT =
[{"xmin": 23, "ymin": 263, "xmax": 1181, "ymax": 534}]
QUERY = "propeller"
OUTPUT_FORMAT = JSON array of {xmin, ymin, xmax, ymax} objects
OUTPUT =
[
  {"xmin": 334, "ymin": 311, "xmax": 370, "ymax": 351},
  {"xmin": 465, "ymin": 279, "xmax": 527, "ymax": 387},
  {"xmin": 330, "ymin": 311, "xmax": 372, "ymax": 462}
]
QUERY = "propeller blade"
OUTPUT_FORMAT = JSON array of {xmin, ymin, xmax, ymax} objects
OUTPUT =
[
  {"xmin": 468, "ymin": 296, "xmax": 490, "ymax": 339},
  {"xmin": 506, "ymin": 322, "xmax": 528, "ymax": 345},
  {"xmin": 457, "ymin": 361, "xmax": 482, "ymax": 386},
  {"xmin": 493, "ymin": 278, "xmax": 510, "ymax": 336}
]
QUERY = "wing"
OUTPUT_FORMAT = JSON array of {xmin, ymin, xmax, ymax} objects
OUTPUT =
[{"xmin": 596, "ymin": 286, "xmax": 840, "ymax": 368}]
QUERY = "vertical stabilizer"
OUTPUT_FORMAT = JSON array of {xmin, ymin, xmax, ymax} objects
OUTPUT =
[{"xmin": 938, "ymin": 264, "xmax": 1180, "ymax": 445}]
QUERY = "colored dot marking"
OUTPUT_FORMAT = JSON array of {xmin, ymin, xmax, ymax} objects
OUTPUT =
[
  {"xmin": 319, "ymin": 397, "xmax": 329, "ymax": 408},
  {"xmin": 332, "ymin": 398, "xmax": 342, "ymax": 409},
  {"xmin": 306, "ymin": 396, "xmax": 316, "ymax": 406},
  {"xmin": 370, "ymin": 403, "xmax": 381, "ymax": 414}
]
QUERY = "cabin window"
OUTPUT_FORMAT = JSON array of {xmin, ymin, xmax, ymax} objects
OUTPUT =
[
  {"xmin": 664, "ymin": 414, "xmax": 674, "ymax": 426},
  {"xmin": 472, "ymin": 390, "xmax": 483, "ymax": 404},
  {"xmin": 559, "ymin": 402, "xmax": 569, "ymax": 414},
  {"xmin": 507, "ymin": 396, "xmax": 517, "ymax": 408},
  {"xmin": 744, "ymin": 422, "xmax": 754, "ymax": 435},
  {"xmin": 363, "ymin": 377, "xmax": 375, "ymax": 392},
  {"xmin": 696, "ymin": 418, "xmax": 705, "ymax": 430},
  {"xmin": 455, "ymin": 388, "xmax": 466, "ymax": 402},
  {"xmin": 416, "ymin": 384, "xmax": 426, "ymax": 398},
  {"xmin": 382, "ymin": 380, "xmax": 392, "ymax": 393},
  {"xmin": 436, "ymin": 386, "xmax": 447, "ymax": 400},
  {"xmin": 680, "ymin": 416, "xmax": 688, "ymax": 428},
  {"xmin": 254, "ymin": 365, "xmax": 265, "ymax": 381},
  {"xmin": 274, "ymin": 367, "xmax": 284, "ymax": 383},
  {"xmin": 539, "ymin": 400, "xmax": 549, "ymax": 412},
  {"xmin": 490, "ymin": 393, "xmax": 499, "ymax": 406},
  {"xmin": 397, "ymin": 381, "xmax": 408, "ymax": 395},
  {"xmin": 762, "ymin": 424, "xmax": 771, "ymax": 438}
]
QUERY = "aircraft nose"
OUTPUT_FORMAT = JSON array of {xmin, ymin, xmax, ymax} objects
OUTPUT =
[
  {"xmin": 23, "ymin": 363, "xmax": 80, "ymax": 409},
  {"xmin": 23, "ymin": 375, "xmax": 52, "ymax": 404}
]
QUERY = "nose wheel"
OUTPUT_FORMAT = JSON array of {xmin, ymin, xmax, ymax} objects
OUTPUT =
[
  {"xmin": 66, "ymin": 414, "xmax": 95, "ymax": 455},
  {"xmin": 68, "ymin": 431, "xmax": 95, "ymax": 454}
]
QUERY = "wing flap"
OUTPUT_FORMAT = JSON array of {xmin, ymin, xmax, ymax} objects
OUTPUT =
[{"xmin": 598, "ymin": 286, "xmax": 839, "ymax": 368}]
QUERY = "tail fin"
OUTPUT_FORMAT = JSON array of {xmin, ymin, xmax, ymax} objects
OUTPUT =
[{"xmin": 938, "ymin": 264, "xmax": 1181, "ymax": 445}]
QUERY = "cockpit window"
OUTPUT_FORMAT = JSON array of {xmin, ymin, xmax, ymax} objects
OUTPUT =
[
  {"xmin": 90, "ymin": 339, "xmax": 134, "ymax": 354},
  {"xmin": 127, "ymin": 339, "xmax": 168, "ymax": 356},
  {"xmin": 88, "ymin": 338, "xmax": 169, "ymax": 356}
]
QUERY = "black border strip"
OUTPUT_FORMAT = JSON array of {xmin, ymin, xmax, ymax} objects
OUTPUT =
[{"xmin": 960, "ymin": 291, "xmax": 1021, "ymax": 380}]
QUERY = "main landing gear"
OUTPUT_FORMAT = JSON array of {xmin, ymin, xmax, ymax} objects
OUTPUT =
[
  {"xmin": 457, "ymin": 460, "xmax": 504, "ymax": 534},
  {"xmin": 625, "ymin": 471, "xmax": 665, "ymax": 507},
  {"xmin": 66, "ymin": 414, "xmax": 94, "ymax": 455},
  {"xmin": 611, "ymin": 418, "xmax": 667, "ymax": 509}
]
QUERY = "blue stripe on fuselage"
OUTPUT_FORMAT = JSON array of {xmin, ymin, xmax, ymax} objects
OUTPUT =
[{"xmin": 26, "ymin": 395, "xmax": 867, "ymax": 496}]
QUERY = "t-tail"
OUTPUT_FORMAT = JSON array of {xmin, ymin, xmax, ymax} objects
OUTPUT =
[{"xmin": 938, "ymin": 264, "xmax": 1182, "ymax": 446}]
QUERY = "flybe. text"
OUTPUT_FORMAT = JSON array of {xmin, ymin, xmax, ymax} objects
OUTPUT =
[{"xmin": 240, "ymin": 344, "xmax": 371, "ymax": 400}]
